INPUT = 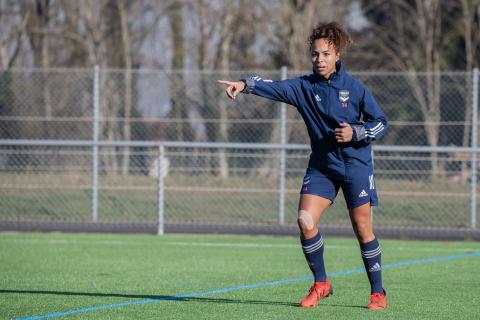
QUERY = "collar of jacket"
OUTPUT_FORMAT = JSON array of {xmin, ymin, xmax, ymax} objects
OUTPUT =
[{"xmin": 311, "ymin": 61, "xmax": 345, "ymax": 83}]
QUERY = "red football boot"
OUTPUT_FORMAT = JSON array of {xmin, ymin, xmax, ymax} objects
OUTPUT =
[
  {"xmin": 367, "ymin": 290, "xmax": 387, "ymax": 309},
  {"xmin": 299, "ymin": 280, "xmax": 333, "ymax": 308}
]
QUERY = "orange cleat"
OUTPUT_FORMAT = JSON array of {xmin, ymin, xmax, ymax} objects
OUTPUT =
[
  {"xmin": 367, "ymin": 290, "xmax": 387, "ymax": 309},
  {"xmin": 299, "ymin": 280, "xmax": 333, "ymax": 308}
]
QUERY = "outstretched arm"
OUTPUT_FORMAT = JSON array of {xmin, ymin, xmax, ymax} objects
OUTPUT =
[{"xmin": 218, "ymin": 77, "xmax": 301, "ymax": 107}]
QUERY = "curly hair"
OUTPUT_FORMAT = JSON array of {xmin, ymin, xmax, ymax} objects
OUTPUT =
[{"xmin": 308, "ymin": 22, "xmax": 352, "ymax": 53}]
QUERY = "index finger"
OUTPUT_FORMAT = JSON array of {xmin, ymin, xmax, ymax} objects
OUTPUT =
[{"xmin": 217, "ymin": 80, "xmax": 234, "ymax": 86}]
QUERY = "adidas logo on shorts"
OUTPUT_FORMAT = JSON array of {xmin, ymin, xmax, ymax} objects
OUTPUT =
[{"xmin": 358, "ymin": 189, "xmax": 368, "ymax": 198}]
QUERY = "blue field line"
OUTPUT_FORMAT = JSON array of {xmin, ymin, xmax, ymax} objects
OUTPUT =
[{"xmin": 16, "ymin": 251, "xmax": 480, "ymax": 320}]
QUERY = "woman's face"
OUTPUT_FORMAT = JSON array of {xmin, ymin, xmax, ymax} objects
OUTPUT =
[{"xmin": 310, "ymin": 38, "xmax": 340, "ymax": 79}]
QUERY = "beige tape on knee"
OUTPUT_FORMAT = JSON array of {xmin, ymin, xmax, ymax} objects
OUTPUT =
[{"xmin": 298, "ymin": 210, "xmax": 314, "ymax": 230}]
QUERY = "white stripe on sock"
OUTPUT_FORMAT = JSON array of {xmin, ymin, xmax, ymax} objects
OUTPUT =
[
  {"xmin": 302, "ymin": 237, "xmax": 323, "ymax": 250},
  {"xmin": 303, "ymin": 237, "xmax": 324, "ymax": 253},
  {"xmin": 361, "ymin": 246, "xmax": 381, "ymax": 258}
]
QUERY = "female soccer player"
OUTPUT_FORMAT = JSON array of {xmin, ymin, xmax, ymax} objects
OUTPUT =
[{"xmin": 218, "ymin": 22, "xmax": 387, "ymax": 309}]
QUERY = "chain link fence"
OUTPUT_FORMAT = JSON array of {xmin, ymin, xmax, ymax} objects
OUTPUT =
[{"xmin": 0, "ymin": 68, "xmax": 479, "ymax": 239}]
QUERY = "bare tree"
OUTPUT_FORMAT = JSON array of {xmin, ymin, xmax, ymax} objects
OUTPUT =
[
  {"xmin": 118, "ymin": 0, "xmax": 133, "ymax": 175},
  {"xmin": 167, "ymin": 1, "xmax": 188, "ymax": 143},
  {"xmin": 0, "ymin": 1, "xmax": 28, "ymax": 69},
  {"xmin": 459, "ymin": 0, "xmax": 480, "ymax": 181},
  {"xmin": 5, "ymin": 0, "xmax": 479, "ymax": 181},
  {"xmin": 190, "ymin": 0, "xmax": 251, "ymax": 178},
  {"xmin": 361, "ymin": 0, "xmax": 447, "ymax": 178},
  {"xmin": 256, "ymin": 0, "xmax": 349, "ymax": 177},
  {"xmin": 21, "ymin": 0, "xmax": 55, "ymax": 143},
  {"xmin": 62, "ymin": 0, "xmax": 165, "ymax": 175},
  {"xmin": 0, "ymin": 2, "xmax": 28, "ymax": 142},
  {"xmin": 271, "ymin": 0, "xmax": 348, "ymax": 69},
  {"xmin": 214, "ymin": 1, "xmax": 237, "ymax": 178}
]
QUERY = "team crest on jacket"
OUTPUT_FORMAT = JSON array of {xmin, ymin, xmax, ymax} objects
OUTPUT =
[{"xmin": 339, "ymin": 90, "xmax": 349, "ymax": 108}]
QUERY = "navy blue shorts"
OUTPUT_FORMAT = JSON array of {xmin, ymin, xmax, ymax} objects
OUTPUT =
[{"xmin": 300, "ymin": 167, "xmax": 378, "ymax": 209}]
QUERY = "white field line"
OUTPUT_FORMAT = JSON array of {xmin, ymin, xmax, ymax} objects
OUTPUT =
[
  {"xmin": 163, "ymin": 241, "xmax": 480, "ymax": 252},
  {"xmin": 1, "ymin": 237, "xmax": 479, "ymax": 253}
]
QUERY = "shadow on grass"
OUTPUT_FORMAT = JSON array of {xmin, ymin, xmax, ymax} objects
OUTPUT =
[
  {"xmin": 0, "ymin": 289, "xmax": 366, "ymax": 309},
  {"xmin": 0, "ymin": 289, "xmax": 297, "ymax": 307}
]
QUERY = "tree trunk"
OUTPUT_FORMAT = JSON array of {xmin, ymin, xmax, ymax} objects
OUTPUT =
[
  {"xmin": 415, "ymin": 0, "xmax": 443, "ymax": 179},
  {"xmin": 195, "ymin": 0, "xmax": 216, "ymax": 174},
  {"xmin": 169, "ymin": 3, "xmax": 186, "ymax": 142},
  {"xmin": 119, "ymin": 1, "xmax": 132, "ymax": 176},
  {"xmin": 460, "ymin": 0, "xmax": 476, "ymax": 183},
  {"xmin": 214, "ymin": 5, "xmax": 235, "ymax": 178},
  {"xmin": 23, "ymin": 0, "xmax": 52, "ymax": 137}
]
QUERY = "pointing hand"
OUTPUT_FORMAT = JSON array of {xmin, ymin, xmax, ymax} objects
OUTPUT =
[{"xmin": 217, "ymin": 80, "xmax": 246, "ymax": 100}]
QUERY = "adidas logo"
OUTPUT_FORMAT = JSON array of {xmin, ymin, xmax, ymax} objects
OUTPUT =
[
  {"xmin": 315, "ymin": 94, "xmax": 321, "ymax": 102},
  {"xmin": 358, "ymin": 190, "xmax": 368, "ymax": 198},
  {"xmin": 369, "ymin": 262, "xmax": 381, "ymax": 272}
]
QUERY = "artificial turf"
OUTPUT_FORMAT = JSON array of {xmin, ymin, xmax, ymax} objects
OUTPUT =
[{"xmin": 1, "ymin": 232, "xmax": 479, "ymax": 320}]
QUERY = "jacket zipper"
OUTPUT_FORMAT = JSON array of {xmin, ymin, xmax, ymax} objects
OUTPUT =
[{"xmin": 329, "ymin": 78, "xmax": 347, "ymax": 178}]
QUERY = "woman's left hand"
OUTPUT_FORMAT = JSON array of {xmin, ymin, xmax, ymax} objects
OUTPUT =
[{"xmin": 335, "ymin": 122, "xmax": 353, "ymax": 143}]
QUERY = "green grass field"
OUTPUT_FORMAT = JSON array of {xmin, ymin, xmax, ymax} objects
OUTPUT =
[{"xmin": 1, "ymin": 232, "xmax": 480, "ymax": 320}]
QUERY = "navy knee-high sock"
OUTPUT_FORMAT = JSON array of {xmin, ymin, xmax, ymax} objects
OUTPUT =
[
  {"xmin": 301, "ymin": 232, "xmax": 327, "ymax": 282},
  {"xmin": 360, "ymin": 238, "xmax": 383, "ymax": 294}
]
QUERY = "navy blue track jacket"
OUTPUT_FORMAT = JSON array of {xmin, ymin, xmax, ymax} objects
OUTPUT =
[{"xmin": 242, "ymin": 62, "xmax": 387, "ymax": 179}]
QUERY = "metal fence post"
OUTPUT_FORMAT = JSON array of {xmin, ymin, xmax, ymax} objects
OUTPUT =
[
  {"xmin": 471, "ymin": 68, "xmax": 479, "ymax": 229},
  {"xmin": 278, "ymin": 66, "xmax": 288, "ymax": 225},
  {"xmin": 92, "ymin": 65, "xmax": 99, "ymax": 222},
  {"xmin": 157, "ymin": 144, "xmax": 165, "ymax": 235}
]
